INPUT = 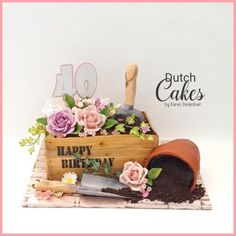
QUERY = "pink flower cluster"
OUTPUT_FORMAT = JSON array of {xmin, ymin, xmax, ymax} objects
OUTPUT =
[
  {"xmin": 44, "ymin": 98, "xmax": 110, "ymax": 137},
  {"xmin": 35, "ymin": 190, "xmax": 53, "ymax": 200}
]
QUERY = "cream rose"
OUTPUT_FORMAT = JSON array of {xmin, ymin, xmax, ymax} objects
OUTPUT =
[
  {"xmin": 74, "ymin": 105, "xmax": 106, "ymax": 136},
  {"xmin": 119, "ymin": 161, "xmax": 148, "ymax": 191}
]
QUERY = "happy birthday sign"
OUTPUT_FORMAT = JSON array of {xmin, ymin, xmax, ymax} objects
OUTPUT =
[{"xmin": 53, "ymin": 63, "xmax": 98, "ymax": 98}]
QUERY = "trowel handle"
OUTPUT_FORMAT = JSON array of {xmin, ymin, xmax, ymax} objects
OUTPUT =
[
  {"xmin": 32, "ymin": 179, "xmax": 77, "ymax": 194},
  {"xmin": 125, "ymin": 64, "xmax": 138, "ymax": 107}
]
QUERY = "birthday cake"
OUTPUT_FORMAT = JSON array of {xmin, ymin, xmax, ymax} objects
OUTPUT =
[{"xmin": 20, "ymin": 63, "xmax": 206, "ymax": 204}]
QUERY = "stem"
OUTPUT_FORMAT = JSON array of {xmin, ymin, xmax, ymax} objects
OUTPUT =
[{"xmin": 24, "ymin": 134, "xmax": 41, "ymax": 147}]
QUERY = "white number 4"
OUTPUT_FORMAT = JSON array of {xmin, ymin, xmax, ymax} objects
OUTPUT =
[{"xmin": 53, "ymin": 63, "xmax": 98, "ymax": 98}]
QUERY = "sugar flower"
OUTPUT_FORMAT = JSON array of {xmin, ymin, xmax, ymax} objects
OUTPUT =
[
  {"xmin": 46, "ymin": 108, "xmax": 76, "ymax": 137},
  {"xmin": 119, "ymin": 161, "xmax": 148, "ymax": 191},
  {"xmin": 74, "ymin": 105, "xmax": 106, "ymax": 136},
  {"xmin": 61, "ymin": 172, "xmax": 77, "ymax": 184},
  {"xmin": 42, "ymin": 99, "xmax": 60, "ymax": 117}
]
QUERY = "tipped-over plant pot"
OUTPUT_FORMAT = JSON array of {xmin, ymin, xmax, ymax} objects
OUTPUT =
[{"xmin": 145, "ymin": 139, "xmax": 200, "ymax": 191}]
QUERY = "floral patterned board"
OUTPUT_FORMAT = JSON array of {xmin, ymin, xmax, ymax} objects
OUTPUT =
[{"xmin": 22, "ymin": 142, "xmax": 212, "ymax": 210}]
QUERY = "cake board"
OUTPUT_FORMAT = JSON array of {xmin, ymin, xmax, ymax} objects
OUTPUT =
[{"xmin": 22, "ymin": 141, "xmax": 212, "ymax": 210}]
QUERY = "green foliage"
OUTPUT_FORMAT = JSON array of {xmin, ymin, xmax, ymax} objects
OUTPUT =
[
  {"xmin": 147, "ymin": 168, "xmax": 162, "ymax": 186},
  {"xmin": 103, "ymin": 119, "xmax": 118, "ymax": 129},
  {"xmin": 147, "ymin": 178, "xmax": 153, "ymax": 186},
  {"xmin": 115, "ymin": 124, "xmax": 125, "ymax": 133},
  {"xmin": 64, "ymin": 94, "xmax": 75, "ymax": 108},
  {"xmin": 91, "ymin": 159, "xmax": 100, "ymax": 171},
  {"xmin": 74, "ymin": 154, "xmax": 112, "ymax": 176},
  {"xmin": 36, "ymin": 117, "xmax": 47, "ymax": 126},
  {"xmin": 130, "ymin": 126, "xmax": 140, "ymax": 137},
  {"xmin": 126, "ymin": 114, "xmax": 136, "ymax": 125},
  {"xmin": 19, "ymin": 123, "xmax": 46, "ymax": 155},
  {"xmin": 72, "ymin": 124, "xmax": 82, "ymax": 134},
  {"xmin": 148, "ymin": 168, "xmax": 162, "ymax": 179},
  {"xmin": 100, "ymin": 107, "xmax": 110, "ymax": 117},
  {"xmin": 103, "ymin": 162, "xmax": 111, "ymax": 174}
]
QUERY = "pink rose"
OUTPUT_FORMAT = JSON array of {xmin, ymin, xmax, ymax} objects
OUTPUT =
[
  {"xmin": 119, "ymin": 161, "xmax": 148, "ymax": 191},
  {"xmin": 74, "ymin": 105, "xmax": 106, "ymax": 136}
]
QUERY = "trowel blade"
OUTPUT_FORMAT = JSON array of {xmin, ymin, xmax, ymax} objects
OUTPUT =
[
  {"xmin": 80, "ymin": 174, "xmax": 127, "ymax": 190},
  {"xmin": 77, "ymin": 174, "xmax": 130, "ymax": 199}
]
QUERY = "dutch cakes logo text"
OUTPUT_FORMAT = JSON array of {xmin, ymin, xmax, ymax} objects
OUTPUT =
[{"xmin": 155, "ymin": 73, "xmax": 205, "ymax": 107}]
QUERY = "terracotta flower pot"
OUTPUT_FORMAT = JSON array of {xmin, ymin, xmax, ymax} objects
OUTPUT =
[{"xmin": 145, "ymin": 139, "xmax": 200, "ymax": 191}]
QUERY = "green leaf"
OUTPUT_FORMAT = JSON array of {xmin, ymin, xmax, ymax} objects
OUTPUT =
[
  {"xmin": 100, "ymin": 108, "xmax": 110, "ymax": 117},
  {"xmin": 72, "ymin": 124, "xmax": 82, "ymax": 134},
  {"xmin": 115, "ymin": 171, "xmax": 122, "ymax": 178},
  {"xmin": 36, "ymin": 117, "xmax": 47, "ymax": 126},
  {"xmin": 64, "ymin": 94, "xmax": 75, "ymax": 109},
  {"xmin": 19, "ymin": 139, "xmax": 26, "ymax": 146},
  {"xmin": 83, "ymin": 158, "xmax": 91, "ymax": 168},
  {"xmin": 130, "ymin": 126, "xmax": 140, "ymax": 137},
  {"xmin": 103, "ymin": 119, "xmax": 118, "ymax": 129},
  {"xmin": 74, "ymin": 153, "xmax": 81, "ymax": 160},
  {"xmin": 91, "ymin": 159, "xmax": 100, "ymax": 171},
  {"xmin": 103, "ymin": 162, "xmax": 111, "ymax": 174},
  {"xmin": 147, "ymin": 168, "xmax": 162, "ymax": 180},
  {"xmin": 28, "ymin": 146, "xmax": 35, "ymax": 155},
  {"xmin": 115, "ymin": 124, "xmax": 125, "ymax": 133},
  {"xmin": 147, "ymin": 178, "xmax": 153, "ymax": 186},
  {"xmin": 125, "ymin": 114, "xmax": 136, "ymax": 125},
  {"xmin": 139, "ymin": 133, "xmax": 145, "ymax": 140}
]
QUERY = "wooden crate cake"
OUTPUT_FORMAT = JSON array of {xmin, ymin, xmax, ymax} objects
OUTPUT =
[{"xmin": 44, "ymin": 112, "xmax": 159, "ymax": 180}]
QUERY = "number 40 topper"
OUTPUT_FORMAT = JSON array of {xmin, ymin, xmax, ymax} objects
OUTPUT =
[{"xmin": 53, "ymin": 63, "xmax": 98, "ymax": 98}]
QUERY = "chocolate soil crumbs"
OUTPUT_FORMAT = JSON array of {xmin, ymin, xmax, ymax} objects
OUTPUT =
[{"xmin": 102, "ymin": 156, "xmax": 205, "ymax": 204}]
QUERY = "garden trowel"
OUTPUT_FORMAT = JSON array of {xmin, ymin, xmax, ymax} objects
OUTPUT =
[
  {"xmin": 33, "ymin": 174, "xmax": 130, "ymax": 199},
  {"xmin": 117, "ymin": 64, "xmax": 145, "ymax": 123}
]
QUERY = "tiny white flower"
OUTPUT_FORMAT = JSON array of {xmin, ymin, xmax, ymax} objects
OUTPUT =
[
  {"xmin": 72, "ymin": 106, "xmax": 79, "ymax": 113},
  {"xmin": 86, "ymin": 98, "xmax": 92, "ymax": 104},
  {"xmin": 42, "ymin": 99, "xmax": 59, "ymax": 117},
  {"xmin": 61, "ymin": 172, "xmax": 77, "ymax": 184},
  {"xmin": 77, "ymin": 101, "xmax": 84, "ymax": 108},
  {"xmin": 101, "ymin": 98, "xmax": 110, "ymax": 106}
]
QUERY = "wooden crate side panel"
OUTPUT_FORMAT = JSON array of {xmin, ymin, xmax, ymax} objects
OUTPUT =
[
  {"xmin": 44, "ymin": 146, "xmax": 156, "ymax": 159},
  {"xmin": 46, "ymin": 151, "xmax": 150, "ymax": 180}
]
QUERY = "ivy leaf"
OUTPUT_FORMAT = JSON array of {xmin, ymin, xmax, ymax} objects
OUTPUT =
[
  {"xmin": 147, "ymin": 168, "xmax": 162, "ymax": 180},
  {"xmin": 147, "ymin": 178, "xmax": 153, "ymax": 186},
  {"xmin": 36, "ymin": 117, "xmax": 47, "ymax": 126},
  {"xmin": 100, "ymin": 108, "xmax": 110, "ymax": 117},
  {"xmin": 103, "ymin": 119, "xmax": 118, "ymax": 129},
  {"xmin": 103, "ymin": 162, "xmax": 111, "ymax": 174},
  {"xmin": 130, "ymin": 126, "xmax": 140, "ymax": 137},
  {"xmin": 83, "ymin": 158, "xmax": 91, "ymax": 168},
  {"xmin": 72, "ymin": 124, "xmax": 82, "ymax": 134},
  {"xmin": 91, "ymin": 159, "xmax": 100, "ymax": 171},
  {"xmin": 115, "ymin": 124, "xmax": 125, "ymax": 133},
  {"xmin": 64, "ymin": 94, "xmax": 75, "ymax": 109},
  {"xmin": 74, "ymin": 153, "xmax": 81, "ymax": 160},
  {"xmin": 126, "ymin": 114, "xmax": 136, "ymax": 125}
]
